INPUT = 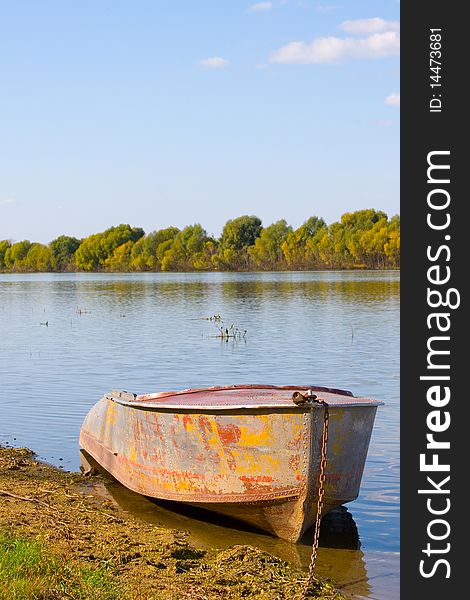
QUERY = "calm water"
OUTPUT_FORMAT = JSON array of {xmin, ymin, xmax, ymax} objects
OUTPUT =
[{"xmin": 0, "ymin": 271, "xmax": 399, "ymax": 599}]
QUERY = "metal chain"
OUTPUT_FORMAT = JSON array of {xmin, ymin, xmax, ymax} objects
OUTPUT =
[{"xmin": 300, "ymin": 403, "xmax": 329, "ymax": 599}]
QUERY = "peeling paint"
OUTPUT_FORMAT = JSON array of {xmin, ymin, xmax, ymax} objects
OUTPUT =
[{"xmin": 80, "ymin": 386, "xmax": 381, "ymax": 541}]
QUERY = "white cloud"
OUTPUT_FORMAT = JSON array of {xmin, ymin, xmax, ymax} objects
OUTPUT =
[
  {"xmin": 270, "ymin": 31, "xmax": 400, "ymax": 64},
  {"xmin": 198, "ymin": 57, "xmax": 230, "ymax": 68},
  {"xmin": 385, "ymin": 92, "xmax": 400, "ymax": 106},
  {"xmin": 248, "ymin": 1, "xmax": 272, "ymax": 11},
  {"xmin": 1, "ymin": 198, "xmax": 16, "ymax": 205},
  {"xmin": 340, "ymin": 18, "xmax": 400, "ymax": 34}
]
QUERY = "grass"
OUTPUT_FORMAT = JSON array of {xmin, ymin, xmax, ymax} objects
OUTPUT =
[
  {"xmin": 0, "ymin": 530, "xmax": 121, "ymax": 600},
  {"xmin": 205, "ymin": 314, "xmax": 247, "ymax": 341}
]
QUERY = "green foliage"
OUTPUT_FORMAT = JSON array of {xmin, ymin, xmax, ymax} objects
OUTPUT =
[
  {"xmin": 0, "ymin": 210, "xmax": 400, "ymax": 273},
  {"xmin": 50, "ymin": 235, "xmax": 81, "ymax": 271},
  {"xmin": 216, "ymin": 215, "xmax": 262, "ymax": 269},
  {"xmin": 220, "ymin": 215, "xmax": 262, "ymax": 250},
  {"xmin": 0, "ymin": 240, "xmax": 11, "ymax": 270},
  {"xmin": 281, "ymin": 216, "xmax": 327, "ymax": 269},
  {"xmin": 316, "ymin": 209, "xmax": 393, "ymax": 268},
  {"xmin": 24, "ymin": 243, "xmax": 55, "ymax": 272},
  {"xmin": 3, "ymin": 240, "xmax": 32, "ymax": 271},
  {"xmin": 384, "ymin": 215, "xmax": 400, "ymax": 267},
  {"xmin": 129, "ymin": 226, "xmax": 180, "ymax": 271},
  {"xmin": 160, "ymin": 224, "xmax": 214, "ymax": 271},
  {"xmin": 0, "ymin": 530, "xmax": 120, "ymax": 599},
  {"xmin": 104, "ymin": 240, "xmax": 134, "ymax": 271},
  {"xmin": 249, "ymin": 220, "xmax": 291, "ymax": 269},
  {"xmin": 74, "ymin": 224, "xmax": 144, "ymax": 271},
  {"xmin": 73, "ymin": 232, "xmax": 102, "ymax": 271}
]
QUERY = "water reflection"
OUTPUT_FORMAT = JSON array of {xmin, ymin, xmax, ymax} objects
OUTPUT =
[{"xmin": 86, "ymin": 472, "xmax": 371, "ymax": 598}]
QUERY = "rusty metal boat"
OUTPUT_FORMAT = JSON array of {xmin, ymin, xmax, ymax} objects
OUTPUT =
[{"xmin": 79, "ymin": 384, "xmax": 382, "ymax": 542}]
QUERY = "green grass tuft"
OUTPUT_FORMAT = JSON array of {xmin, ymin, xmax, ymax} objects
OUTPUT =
[{"xmin": 0, "ymin": 530, "xmax": 121, "ymax": 600}]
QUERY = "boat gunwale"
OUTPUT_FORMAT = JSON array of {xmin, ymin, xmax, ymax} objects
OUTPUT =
[
  {"xmin": 135, "ymin": 383, "xmax": 354, "ymax": 400},
  {"xmin": 106, "ymin": 398, "xmax": 383, "ymax": 410},
  {"xmin": 105, "ymin": 385, "xmax": 384, "ymax": 411}
]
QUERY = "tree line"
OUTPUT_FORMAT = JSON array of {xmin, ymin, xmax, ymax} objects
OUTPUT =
[{"xmin": 0, "ymin": 209, "xmax": 400, "ymax": 273}]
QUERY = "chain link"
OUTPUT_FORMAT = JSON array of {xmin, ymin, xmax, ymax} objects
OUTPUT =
[{"xmin": 299, "ymin": 404, "xmax": 329, "ymax": 600}]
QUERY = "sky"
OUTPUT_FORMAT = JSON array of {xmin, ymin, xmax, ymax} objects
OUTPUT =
[{"xmin": 0, "ymin": 0, "xmax": 400, "ymax": 244}]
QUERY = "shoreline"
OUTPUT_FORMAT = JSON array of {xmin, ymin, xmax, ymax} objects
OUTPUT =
[{"xmin": 0, "ymin": 445, "xmax": 345, "ymax": 599}]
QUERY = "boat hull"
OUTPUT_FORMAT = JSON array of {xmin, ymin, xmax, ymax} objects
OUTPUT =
[{"xmin": 79, "ymin": 389, "xmax": 378, "ymax": 542}]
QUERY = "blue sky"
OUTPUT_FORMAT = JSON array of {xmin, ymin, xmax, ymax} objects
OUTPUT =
[{"xmin": 0, "ymin": 1, "xmax": 399, "ymax": 243}]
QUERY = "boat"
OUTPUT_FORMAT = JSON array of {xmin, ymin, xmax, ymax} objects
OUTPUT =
[{"xmin": 79, "ymin": 384, "xmax": 382, "ymax": 542}]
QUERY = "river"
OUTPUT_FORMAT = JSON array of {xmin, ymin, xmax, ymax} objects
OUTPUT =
[{"xmin": 0, "ymin": 271, "xmax": 399, "ymax": 599}]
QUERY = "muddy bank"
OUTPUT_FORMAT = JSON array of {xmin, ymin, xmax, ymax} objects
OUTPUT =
[{"xmin": 0, "ymin": 446, "xmax": 345, "ymax": 599}]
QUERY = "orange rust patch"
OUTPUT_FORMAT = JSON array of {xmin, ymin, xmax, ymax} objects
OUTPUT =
[
  {"xmin": 239, "ymin": 475, "xmax": 273, "ymax": 483},
  {"xmin": 158, "ymin": 468, "xmax": 204, "ymax": 480},
  {"xmin": 216, "ymin": 423, "xmax": 241, "ymax": 445},
  {"xmin": 198, "ymin": 415, "xmax": 212, "ymax": 430}
]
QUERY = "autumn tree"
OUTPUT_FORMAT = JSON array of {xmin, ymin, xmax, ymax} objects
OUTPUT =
[
  {"xmin": 50, "ymin": 235, "xmax": 81, "ymax": 271},
  {"xmin": 249, "ymin": 220, "xmax": 291, "ymax": 270},
  {"xmin": 0, "ymin": 210, "xmax": 400, "ymax": 272},
  {"xmin": 214, "ymin": 215, "xmax": 262, "ymax": 270},
  {"xmin": 22, "ymin": 243, "xmax": 55, "ymax": 271},
  {"xmin": 74, "ymin": 224, "xmax": 144, "ymax": 271},
  {"xmin": 384, "ymin": 215, "xmax": 400, "ymax": 267},
  {"xmin": 3, "ymin": 240, "xmax": 32, "ymax": 271},
  {"xmin": 320, "ymin": 209, "xmax": 389, "ymax": 268},
  {"xmin": 281, "ymin": 216, "xmax": 327, "ymax": 269},
  {"xmin": 104, "ymin": 241, "xmax": 134, "ymax": 271},
  {"xmin": 160, "ymin": 224, "xmax": 214, "ymax": 271},
  {"xmin": 0, "ymin": 240, "xmax": 11, "ymax": 270},
  {"xmin": 129, "ymin": 227, "xmax": 180, "ymax": 271}
]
